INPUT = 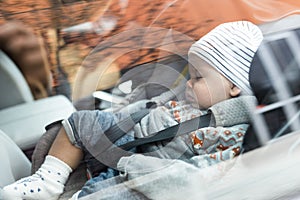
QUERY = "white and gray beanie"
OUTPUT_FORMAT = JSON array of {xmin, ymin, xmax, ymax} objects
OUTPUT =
[{"xmin": 188, "ymin": 21, "xmax": 263, "ymax": 95}]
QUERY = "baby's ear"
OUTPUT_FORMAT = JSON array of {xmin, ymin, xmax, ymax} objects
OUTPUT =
[{"xmin": 229, "ymin": 85, "xmax": 241, "ymax": 97}]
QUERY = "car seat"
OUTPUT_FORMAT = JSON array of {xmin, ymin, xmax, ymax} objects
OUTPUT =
[
  {"xmin": 0, "ymin": 50, "xmax": 34, "ymax": 110},
  {"xmin": 0, "ymin": 129, "xmax": 31, "ymax": 187},
  {"xmin": 0, "ymin": 50, "xmax": 76, "ymax": 151},
  {"xmin": 0, "ymin": 50, "xmax": 78, "ymax": 199},
  {"xmin": 73, "ymin": 19, "xmax": 300, "ymax": 199},
  {"xmin": 29, "ymin": 54, "xmax": 190, "ymax": 199}
]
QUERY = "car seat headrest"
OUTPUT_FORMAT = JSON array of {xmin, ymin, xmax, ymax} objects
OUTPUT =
[{"xmin": 249, "ymin": 38, "xmax": 300, "ymax": 105}]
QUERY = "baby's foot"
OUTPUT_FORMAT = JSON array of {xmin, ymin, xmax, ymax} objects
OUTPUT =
[{"xmin": 2, "ymin": 155, "xmax": 72, "ymax": 200}]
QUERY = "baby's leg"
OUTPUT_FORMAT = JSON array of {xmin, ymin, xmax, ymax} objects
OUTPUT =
[
  {"xmin": 49, "ymin": 127, "xmax": 83, "ymax": 170},
  {"xmin": 2, "ymin": 128, "xmax": 82, "ymax": 200}
]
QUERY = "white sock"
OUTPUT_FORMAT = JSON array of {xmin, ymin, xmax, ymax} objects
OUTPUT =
[{"xmin": 2, "ymin": 155, "xmax": 72, "ymax": 200}]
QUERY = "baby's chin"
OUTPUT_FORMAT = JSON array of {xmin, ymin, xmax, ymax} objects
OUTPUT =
[
  {"xmin": 185, "ymin": 94, "xmax": 208, "ymax": 109},
  {"xmin": 187, "ymin": 100, "xmax": 209, "ymax": 110},
  {"xmin": 185, "ymin": 93, "xmax": 195, "ymax": 104},
  {"xmin": 188, "ymin": 101, "xmax": 203, "ymax": 109}
]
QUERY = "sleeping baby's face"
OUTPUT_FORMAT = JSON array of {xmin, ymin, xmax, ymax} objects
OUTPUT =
[{"xmin": 185, "ymin": 56, "xmax": 241, "ymax": 109}]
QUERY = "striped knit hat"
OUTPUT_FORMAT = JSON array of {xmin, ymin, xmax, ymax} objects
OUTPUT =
[{"xmin": 188, "ymin": 21, "xmax": 263, "ymax": 95}]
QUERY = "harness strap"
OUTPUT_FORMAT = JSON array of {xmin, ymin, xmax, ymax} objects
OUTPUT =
[
  {"xmin": 118, "ymin": 113, "xmax": 211, "ymax": 151},
  {"xmin": 104, "ymin": 108, "xmax": 150, "ymax": 143}
]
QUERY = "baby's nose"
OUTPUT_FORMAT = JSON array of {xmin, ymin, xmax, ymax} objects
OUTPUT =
[{"xmin": 186, "ymin": 80, "xmax": 193, "ymax": 88}]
